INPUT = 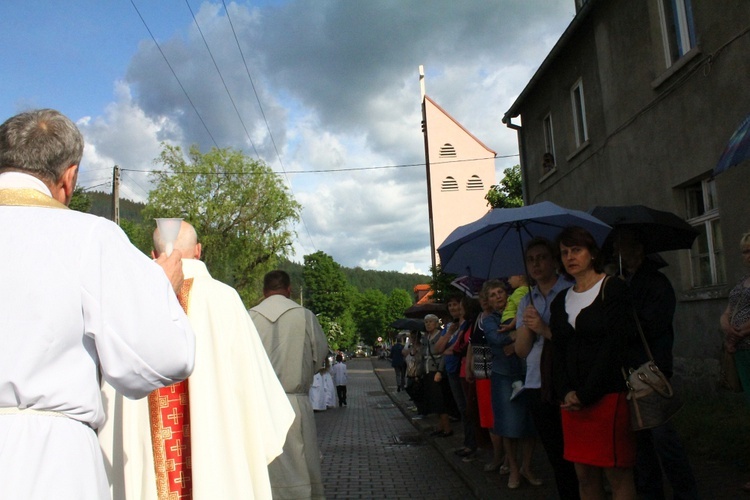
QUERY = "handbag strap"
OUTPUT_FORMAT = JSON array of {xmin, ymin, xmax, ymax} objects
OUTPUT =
[
  {"xmin": 600, "ymin": 275, "xmax": 656, "ymax": 363},
  {"xmin": 632, "ymin": 310, "xmax": 656, "ymax": 363}
]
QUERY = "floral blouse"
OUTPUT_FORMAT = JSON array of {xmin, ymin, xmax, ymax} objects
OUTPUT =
[{"xmin": 728, "ymin": 274, "xmax": 750, "ymax": 350}]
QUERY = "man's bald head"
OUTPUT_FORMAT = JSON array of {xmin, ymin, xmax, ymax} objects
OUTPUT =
[{"xmin": 153, "ymin": 221, "xmax": 202, "ymax": 260}]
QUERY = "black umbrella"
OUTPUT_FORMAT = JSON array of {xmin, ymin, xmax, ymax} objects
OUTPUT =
[
  {"xmin": 588, "ymin": 205, "xmax": 698, "ymax": 254},
  {"xmin": 389, "ymin": 318, "xmax": 425, "ymax": 331}
]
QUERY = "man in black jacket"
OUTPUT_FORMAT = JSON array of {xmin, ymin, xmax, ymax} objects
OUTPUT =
[{"xmin": 615, "ymin": 228, "xmax": 698, "ymax": 500}]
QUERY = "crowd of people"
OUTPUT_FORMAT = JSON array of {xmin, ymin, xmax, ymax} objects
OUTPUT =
[{"xmin": 395, "ymin": 224, "xmax": 750, "ymax": 500}]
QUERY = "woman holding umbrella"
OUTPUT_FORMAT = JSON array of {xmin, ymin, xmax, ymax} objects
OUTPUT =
[{"xmin": 550, "ymin": 226, "xmax": 638, "ymax": 499}]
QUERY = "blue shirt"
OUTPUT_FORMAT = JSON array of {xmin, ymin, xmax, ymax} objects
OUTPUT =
[{"xmin": 515, "ymin": 275, "xmax": 574, "ymax": 388}]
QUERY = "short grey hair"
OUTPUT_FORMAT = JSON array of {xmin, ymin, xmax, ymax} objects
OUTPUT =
[
  {"xmin": 424, "ymin": 314, "xmax": 439, "ymax": 323},
  {"xmin": 0, "ymin": 109, "xmax": 84, "ymax": 183}
]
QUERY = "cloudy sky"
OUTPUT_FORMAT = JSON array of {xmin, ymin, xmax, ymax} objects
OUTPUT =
[{"xmin": 1, "ymin": 1, "xmax": 576, "ymax": 274}]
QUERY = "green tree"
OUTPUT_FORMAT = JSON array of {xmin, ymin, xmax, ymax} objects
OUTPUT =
[
  {"xmin": 143, "ymin": 144, "xmax": 300, "ymax": 305},
  {"xmin": 303, "ymin": 251, "xmax": 351, "ymax": 319},
  {"xmin": 485, "ymin": 164, "xmax": 523, "ymax": 209},
  {"xmin": 386, "ymin": 288, "xmax": 413, "ymax": 322},
  {"xmin": 318, "ymin": 311, "xmax": 358, "ymax": 352},
  {"xmin": 351, "ymin": 289, "xmax": 389, "ymax": 346},
  {"xmin": 429, "ymin": 264, "xmax": 457, "ymax": 304},
  {"xmin": 69, "ymin": 187, "xmax": 92, "ymax": 213},
  {"xmin": 119, "ymin": 218, "xmax": 152, "ymax": 255}
]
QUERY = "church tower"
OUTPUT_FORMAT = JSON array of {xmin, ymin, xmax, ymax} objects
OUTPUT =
[{"xmin": 420, "ymin": 66, "xmax": 497, "ymax": 269}]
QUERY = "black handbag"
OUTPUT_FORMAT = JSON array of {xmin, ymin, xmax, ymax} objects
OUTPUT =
[
  {"xmin": 623, "ymin": 312, "xmax": 683, "ymax": 431},
  {"xmin": 472, "ymin": 344, "xmax": 493, "ymax": 380}
]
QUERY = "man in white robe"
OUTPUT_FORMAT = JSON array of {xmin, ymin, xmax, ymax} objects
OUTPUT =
[
  {"xmin": 250, "ymin": 270, "xmax": 330, "ymax": 500},
  {"xmin": 99, "ymin": 221, "xmax": 294, "ymax": 499},
  {"xmin": 0, "ymin": 109, "xmax": 195, "ymax": 500}
]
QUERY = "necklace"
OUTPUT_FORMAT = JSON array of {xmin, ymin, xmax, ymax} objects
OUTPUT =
[{"xmin": 574, "ymin": 273, "xmax": 603, "ymax": 293}]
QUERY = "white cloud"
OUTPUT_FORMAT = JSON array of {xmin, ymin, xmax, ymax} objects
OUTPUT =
[{"xmin": 76, "ymin": 0, "xmax": 575, "ymax": 272}]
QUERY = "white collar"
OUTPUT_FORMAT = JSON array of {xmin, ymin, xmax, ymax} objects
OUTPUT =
[{"xmin": 0, "ymin": 172, "xmax": 52, "ymax": 196}]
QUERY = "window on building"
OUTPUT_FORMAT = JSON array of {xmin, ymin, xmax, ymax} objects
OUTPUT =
[
  {"xmin": 685, "ymin": 177, "xmax": 725, "ymax": 287},
  {"xmin": 441, "ymin": 176, "xmax": 459, "ymax": 191},
  {"xmin": 659, "ymin": 0, "xmax": 696, "ymax": 66},
  {"xmin": 466, "ymin": 175, "xmax": 484, "ymax": 191},
  {"xmin": 440, "ymin": 143, "xmax": 457, "ymax": 158},
  {"xmin": 543, "ymin": 113, "xmax": 556, "ymax": 173},
  {"xmin": 570, "ymin": 80, "xmax": 588, "ymax": 147}
]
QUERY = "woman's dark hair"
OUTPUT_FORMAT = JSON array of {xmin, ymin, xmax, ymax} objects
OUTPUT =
[
  {"xmin": 556, "ymin": 226, "xmax": 605, "ymax": 273},
  {"xmin": 461, "ymin": 296, "xmax": 482, "ymax": 324}
]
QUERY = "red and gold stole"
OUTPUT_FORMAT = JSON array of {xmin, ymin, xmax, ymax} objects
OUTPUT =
[{"xmin": 148, "ymin": 278, "xmax": 194, "ymax": 500}]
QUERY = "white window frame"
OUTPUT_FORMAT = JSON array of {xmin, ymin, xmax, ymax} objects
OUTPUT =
[
  {"xmin": 685, "ymin": 178, "xmax": 724, "ymax": 287},
  {"xmin": 543, "ymin": 113, "xmax": 556, "ymax": 160},
  {"xmin": 658, "ymin": 0, "xmax": 696, "ymax": 66},
  {"xmin": 570, "ymin": 79, "xmax": 588, "ymax": 147}
]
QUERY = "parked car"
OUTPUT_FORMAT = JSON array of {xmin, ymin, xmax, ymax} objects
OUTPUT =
[{"xmin": 354, "ymin": 345, "xmax": 372, "ymax": 358}]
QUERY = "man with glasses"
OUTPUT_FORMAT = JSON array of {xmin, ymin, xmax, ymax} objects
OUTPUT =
[{"xmin": 514, "ymin": 237, "xmax": 580, "ymax": 499}]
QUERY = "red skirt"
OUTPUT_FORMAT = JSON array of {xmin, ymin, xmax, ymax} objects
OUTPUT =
[
  {"xmin": 561, "ymin": 392, "xmax": 635, "ymax": 467},
  {"xmin": 476, "ymin": 378, "xmax": 494, "ymax": 429}
]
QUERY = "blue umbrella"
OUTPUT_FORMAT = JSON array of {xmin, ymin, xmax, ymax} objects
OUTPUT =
[
  {"xmin": 714, "ymin": 113, "xmax": 750, "ymax": 176},
  {"xmin": 437, "ymin": 201, "xmax": 611, "ymax": 279}
]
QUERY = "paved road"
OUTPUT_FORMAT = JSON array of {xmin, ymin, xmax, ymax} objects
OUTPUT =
[{"xmin": 315, "ymin": 357, "xmax": 476, "ymax": 499}]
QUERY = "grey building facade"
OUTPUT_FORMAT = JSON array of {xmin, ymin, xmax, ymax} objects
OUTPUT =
[{"xmin": 503, "ymin": 0, "xmax": 750, "ymax": 390}]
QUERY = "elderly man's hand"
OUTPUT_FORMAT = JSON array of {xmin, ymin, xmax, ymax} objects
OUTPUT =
[{"xmin": 155, "ymin": 249, "xmax": 184, "ymax": 294}]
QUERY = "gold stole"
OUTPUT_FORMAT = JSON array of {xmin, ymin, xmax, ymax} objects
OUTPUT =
[
  {"xmin": 148, "ymin": 278, "xmax": 194, "ymax": 499},
  {"xmin": 0, "ymin": 188, "xmax": 67, "ymax": 209}
]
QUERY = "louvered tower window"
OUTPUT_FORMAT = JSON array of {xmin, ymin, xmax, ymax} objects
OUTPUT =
[
  {"xmin": 441, "ymin": 176, "xmax": 459, "ymax": 191},
  {"xmin": 440, "ymin": 143, "xmax": 456, "ymax": 157},
  {"xmin": 466, "ymin": 175, "xmax": 484, "ymax": 191}
]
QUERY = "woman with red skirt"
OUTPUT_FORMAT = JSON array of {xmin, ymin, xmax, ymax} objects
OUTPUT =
[{"xmin": 550, "ymin": 226, "xmax": 638, "ymax": 500}]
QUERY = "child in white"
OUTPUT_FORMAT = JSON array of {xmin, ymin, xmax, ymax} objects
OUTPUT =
[{"xmin": 330, "ymin": 354, "xmax": 348, "ymax": 406}]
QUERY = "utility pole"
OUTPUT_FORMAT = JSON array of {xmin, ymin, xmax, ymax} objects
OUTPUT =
[
  {"xmin": 419, "ymin": 65, "xmax": 437, "ymax": 270},
  {"xmin": 112, "ymin": 165, "xmax": 120, "ymax": 226}
]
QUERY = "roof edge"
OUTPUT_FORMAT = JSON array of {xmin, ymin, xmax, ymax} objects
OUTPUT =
[
  {"xmin": 502, "ymin": 0, "xmax": 600, "ymax": 125},
  {"xmin": 425, "ymin": 95, "xmax": 497, "ymax": 156}
]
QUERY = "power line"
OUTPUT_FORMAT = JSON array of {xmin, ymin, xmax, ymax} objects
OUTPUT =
[
  {"xmin": 119, "ymin": 154, "xmax": 515, "ymax": 174},
  {"xmin": 184, "ymin": 0, "xmax": 259, "ymax": 158},
  {"xmin": 121, "ymin": 170, "xmax": 153, "ymax": 199},
  {"xmin": 129, "ymin": 0, "xmax": 219, "ymax": 149},
  {"xmin": 221, "ymin": 0, "xmax": 285, "ymax": 178},
  {"xmin": 79, "ymin": 181, "xmax": 112, "ymax": 192},
  {"xmin": 220, "ymin": 0, "xmax": 315, "ymax": 252}
]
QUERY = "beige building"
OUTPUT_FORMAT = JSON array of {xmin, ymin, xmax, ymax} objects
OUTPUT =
[
  {"xmin": 502, "ymin": 0, "xmax": 750, "ymax": 390},
  {"xmin": 421, "ymin": 86, "xmax": 497, "ymax": 269}
]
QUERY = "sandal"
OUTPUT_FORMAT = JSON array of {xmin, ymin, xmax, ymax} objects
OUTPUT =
[{"xmin": 483, "ymin": 462, "xmax": 502, "ymax": 472}]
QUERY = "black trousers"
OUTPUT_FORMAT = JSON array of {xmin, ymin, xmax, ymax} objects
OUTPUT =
[
  {"xmin": 336, "ymin": 385, "xmax": 347, "ymax": 405},
  {"xmin": 527, "ymin": 388, "xmax": 581, "ymax": 500}
]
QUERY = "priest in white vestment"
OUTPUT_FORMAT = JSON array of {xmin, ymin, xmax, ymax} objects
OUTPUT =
[
  {"xmin": 99, "ymin": 221, "xmax": 294, "ymax": 499},
  {"xmin": 0, "ymin": 109, "xmax": 196, "ymax": 500},
  {"xmin": 250, "ymin": 270, "xmax": 330, "ymax": 500}
]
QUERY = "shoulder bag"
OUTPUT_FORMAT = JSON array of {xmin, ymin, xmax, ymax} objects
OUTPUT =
[
  {"xmin": 622, "ymin": 310, "xmax": 683, "ymax": 431},
  {"xmin": 471, "ymin": 316, "xmax": 493, "ymax": 379}
]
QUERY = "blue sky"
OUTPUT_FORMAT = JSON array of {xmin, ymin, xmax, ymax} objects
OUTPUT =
[{"xmin": 1, "ymin": 1, "xmax": 575, "ymax": 274}]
